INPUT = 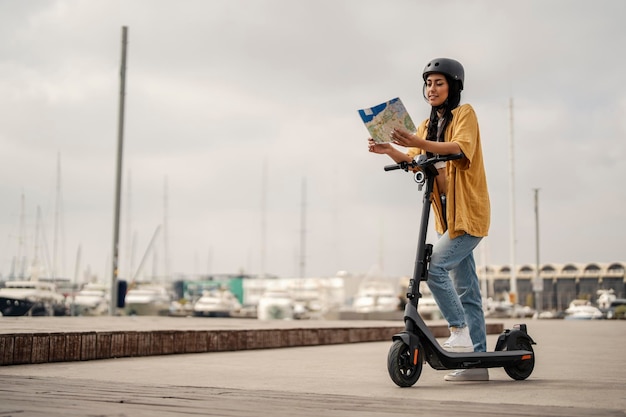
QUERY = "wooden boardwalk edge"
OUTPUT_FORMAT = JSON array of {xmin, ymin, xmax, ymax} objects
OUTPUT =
[{"xmin": 0, "ymin": 323, "xmax": 503, "ymax": 366}]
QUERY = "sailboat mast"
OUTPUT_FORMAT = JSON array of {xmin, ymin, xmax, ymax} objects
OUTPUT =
[
  {"xmin": 32, "ymin": 206, "xmax": 42, "ymax": 277},
  {"xmin": 52, "ymin": 152, "xmax": 61, "ymax": 278},
  {"xmin": 17, "ymin": 193, "xmax": 26, "ymax": 279},
  {"xmin": 299, "ymin": 177, "xmax": 307, "ymax": 278},
  {"xmin": 163, "ymin": 176, "xmax": 170, "ymax": 284},
  {"xmin": 260, "ymin": 159, "xmax": 267, "ymax": 278},
  {"xmin": 508, "ymin": 98, "xmax": 518, "ymax": 303}
]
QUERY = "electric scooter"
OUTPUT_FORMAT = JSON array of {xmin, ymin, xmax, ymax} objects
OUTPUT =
[{"xmin": 383, "ymin": 153, "xmax": 536, "ymax": 387}]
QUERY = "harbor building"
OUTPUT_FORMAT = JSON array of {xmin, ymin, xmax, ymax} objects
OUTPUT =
[{"xmin": 478, "ymin": 262, "xmax": 625, "ymax": 310}]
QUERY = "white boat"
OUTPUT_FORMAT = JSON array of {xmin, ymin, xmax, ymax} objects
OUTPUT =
[
  {"xmin": 352, "ymin": 280, "xmax": 399, "ymax": 313},
  {"xmin": 596, "ymin": 289, "xmax": 617, "ymax": 311},
  {"xmin": 123, "ymin": 285, "xmax": 172, "ymax": 316},
  {"xmin": 0, "ymin": 280, "xmax": 67, "ymax": 316},
  {"xmin": 287, "ymin": 278, "xmax": 326, "ymax": 319},
  {"xmin": 168, "ymin": 299, "xmax": 194, "ymax": 317},
  {"xmin": 257, "ymin": 289, "xmax": 295, "ymax": 320},
  {"xmin": 483, "ymin": 296, "xmax": 535, "ymax": 318},
  {"xmin": 193, "ymin": 288, "xmax": 242, "ymax": 317},
  {"xmin": 564, "ymin": 300, "xmax": 603, "ymax": 320},
  {"xmin": 417, "ymin": 295, "xmax": 442, "ymax": 320},
  {"xmin": 484, "ymin": 297, "xmax": 514, "ymax": 318},
  {"xmin": 243, "ymin": 276, "xmax": 344, "ymax": 320},
  {"xmin": 70, "ymin": 283, "xmax": 110, "ymax": 316}
]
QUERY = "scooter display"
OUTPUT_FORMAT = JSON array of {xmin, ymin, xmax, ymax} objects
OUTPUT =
[{"xmin": 383, "ymin": 153, "xmax": 536, "ymax": 387}]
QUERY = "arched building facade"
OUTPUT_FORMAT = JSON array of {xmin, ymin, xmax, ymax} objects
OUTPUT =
[{"xmin": 478, "ymin": 262, "xmax": 625, "ymax": 311}]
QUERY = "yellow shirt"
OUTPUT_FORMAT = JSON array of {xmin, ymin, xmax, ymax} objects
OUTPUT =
[{"xmin": 407, "ymin": 103, "xmax": 490, "ymax": 238}]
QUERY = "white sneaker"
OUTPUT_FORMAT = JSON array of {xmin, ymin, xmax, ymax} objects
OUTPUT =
[
  {"xmin": 444, "ymin": 368, "xmax": 489, "ymax": 382},
  {"xmin": 442, "ymin": 326, "xmax": 473, "ymax": 352}
]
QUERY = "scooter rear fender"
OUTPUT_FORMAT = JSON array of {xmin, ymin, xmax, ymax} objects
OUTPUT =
[{"xmin": 495, "ymin": 326, "xmax": 537, "ymax": 351}]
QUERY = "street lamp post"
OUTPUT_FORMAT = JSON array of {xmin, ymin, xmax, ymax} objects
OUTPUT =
[{"xmin": 110, "ymin": 26, "xmax": 128, "ymax": 315}]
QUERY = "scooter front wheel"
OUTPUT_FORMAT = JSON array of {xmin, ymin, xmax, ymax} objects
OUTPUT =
[{"xmin": 387, "ymin": 340, "xmax": 423, "ymax": 387}]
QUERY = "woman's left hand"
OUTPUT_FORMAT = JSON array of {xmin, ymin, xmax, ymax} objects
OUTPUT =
[{"xmin": 391, "ymin": 128, "xmax": 421, "ymax": 148}]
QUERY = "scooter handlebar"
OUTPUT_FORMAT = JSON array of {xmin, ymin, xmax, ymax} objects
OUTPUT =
[
  {"xmin": 383, "ymin": 162, "xmax": 408, "ymax": 171},
  {"xmin": 383, "ymin": 152, "xmax": 464, "ymax": 172}
]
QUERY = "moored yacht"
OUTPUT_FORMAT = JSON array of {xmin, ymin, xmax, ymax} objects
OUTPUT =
[
  {"xmin": 123, "ymin": 284, "xmax": 172, "ymax": 316},
  {"xmin": 192, "ymin": 287, "xmax": 242, "ymax": 317},
  {"xmin": 257, "ymin": 289, "xmax": 295, "ymax": 320},
  {"xmin": 351, "ymin": 279, "xmax": 399, "ymax": 313},
  {"xmin": 0, "ymin": 280, "xmax": 67, "ymax": 316},
  {"xmin": 70, "ymin": 282, "xmax": 110, "ymax": 316},
  {"xmin": 564, "ymin": 299, "xmax": 603, "ymax": 320}
]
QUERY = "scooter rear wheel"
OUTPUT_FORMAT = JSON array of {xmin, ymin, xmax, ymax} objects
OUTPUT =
[
  {"xmin": 387, "ymin": 340, "xmax": 423, "ymax": 387},
  {"xmin": 503, "ymin": 336, "xmax": 535, "ymax": 380}
]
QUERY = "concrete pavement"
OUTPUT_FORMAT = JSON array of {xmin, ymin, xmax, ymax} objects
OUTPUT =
[{"xmin": 1, "ymin": 318, "xmax": 625, "ymax": 416}]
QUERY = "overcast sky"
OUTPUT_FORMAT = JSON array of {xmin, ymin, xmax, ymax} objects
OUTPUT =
[{"xmin": 1, "ymin": 0, "xmax": 625, "ymax": 283}]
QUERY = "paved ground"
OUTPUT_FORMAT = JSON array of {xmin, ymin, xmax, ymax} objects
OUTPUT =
[{"xmin": 1, "ymin": 318, "xmax": 625, "ymax": 417}]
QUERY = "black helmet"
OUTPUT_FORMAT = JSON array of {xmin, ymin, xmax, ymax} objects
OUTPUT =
[{"xmin": 422, "ymin": 58, "xmax": 464, "ymax": 91}]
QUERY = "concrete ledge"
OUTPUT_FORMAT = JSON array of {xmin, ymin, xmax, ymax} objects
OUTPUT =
[{"xmin": 0, "ymin": 322, "xmax": 504, "ymax": 366}]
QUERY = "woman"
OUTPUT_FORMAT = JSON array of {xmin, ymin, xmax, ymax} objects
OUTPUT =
[{"xmin": 367, "ymin": 58, "xmax": 490, "ymax": 382}]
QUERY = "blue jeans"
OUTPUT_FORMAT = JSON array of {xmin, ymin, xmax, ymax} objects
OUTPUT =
[{"xmin": 426, "ymin": 231, "xmax": 487, "ymax": 352}]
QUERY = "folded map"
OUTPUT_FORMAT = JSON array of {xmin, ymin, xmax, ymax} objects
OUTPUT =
[{"xmin": 358, "ymin": 97, "xmax": 417, "ymax": 144}]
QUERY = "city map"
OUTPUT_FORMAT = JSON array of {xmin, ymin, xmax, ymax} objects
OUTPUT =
[{"xmin": 358, "ymin": 97, "xmax": 416, "ymax": 144}]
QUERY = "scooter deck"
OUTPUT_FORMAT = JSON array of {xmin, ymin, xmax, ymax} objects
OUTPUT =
[
  {"xmin": 421, "ymin": 346, "xmax": 534, "ymax": 370},
  {"xmin": 402, "ymin": 304, "xmax": 534, "ymax": 371}
]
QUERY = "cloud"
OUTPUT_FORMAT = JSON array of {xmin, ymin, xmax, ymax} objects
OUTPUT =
[{"xmin": 1, "ymin": 0, "xmax": 625, "ymax": 282}]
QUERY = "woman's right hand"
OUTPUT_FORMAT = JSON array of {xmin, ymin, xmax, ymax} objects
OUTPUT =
[{"xmin": 368, "ymin": 138, "xmax": 393, "ymax": 155}]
